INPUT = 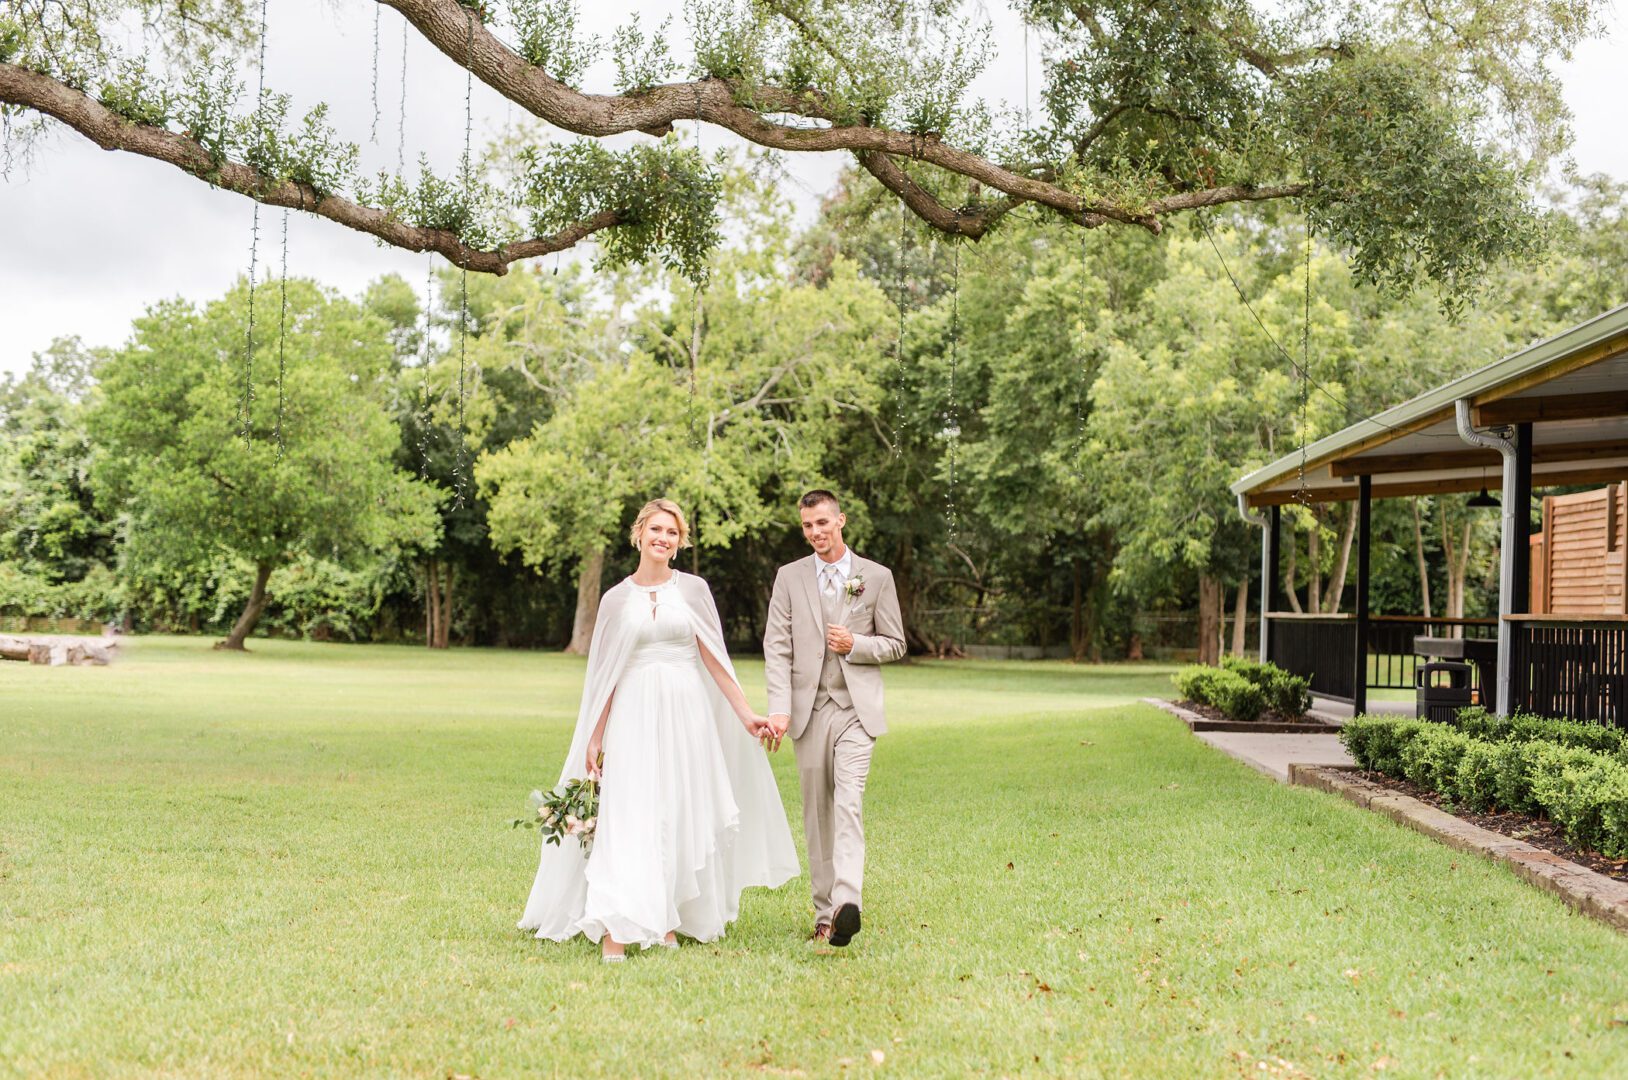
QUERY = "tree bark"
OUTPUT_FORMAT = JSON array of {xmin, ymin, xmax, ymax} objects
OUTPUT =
[
  {"xmin": 1323, "ymin": 500, "xmax": 1358, "ymax": 613},
  {"xmin": 426, "ymin": 559, "xmax": 440, "ymax": 649},
  {"xmin": 1231, "ymin": 578, "xmax": 1249, "ymax": 657},
  {"xmin": 1411, "ymin": 497, "xmax": 1433, "ymax": 619},
  {"xmin": 217, "ymin": 561, "xmax": 273, "ymax": 651},
  {"xmin": 565, "ymin": 546, "xmax": 606, "ymax": 655},
  {"xmin": 1197, "ymin": 575, "xmax": 1223, "ymax": 666},
  {"xmin": 1307, "ymin": 511, "xmax": 1322, "ymax": 614},
  {"xmin": 1070, "ymin": 558, "xmax": 1087, "ymax": 663},
  {"xmin": 437, "ymin": 563, "xmax": 454, "ymax": 648},
  {"xmin": 1283, "ymin": 528, "xmax": 1302, "ymax": 613}
]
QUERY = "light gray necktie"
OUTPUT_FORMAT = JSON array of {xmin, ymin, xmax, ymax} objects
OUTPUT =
[{"xmin": 823, "ymin": 566, "xmax": 840, "ymax": 598}]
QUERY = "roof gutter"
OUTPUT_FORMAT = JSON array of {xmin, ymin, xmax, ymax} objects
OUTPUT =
[
  {"xmin": 1454, "ymin": 398, "xmax": 1515, "ymax": 715},
  {"xmin": 1238, "ymin": 493, "xmax": 1272, "ymax": 662}
]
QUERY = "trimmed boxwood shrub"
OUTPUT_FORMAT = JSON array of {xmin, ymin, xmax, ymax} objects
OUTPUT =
[
  {"xmin": 1400, "ymin": 725, "xmax": 1473, "ymax": 792},
  {"xmin": 1451, "ymin": 706, "xmax": 1626, "ymax": 756},
  {"xmin": 1338, "ymin": 714, "xmax": 1628, "ymax": 856},
  {"xmin": 1172, "ymin": 666, "xmax": 1266, "ymax": 722},
  {"xmin": 1450, "ymin": 740, "xmax": 1498, "ymax": 812},
  {"xmin": 1220, "ymin": 657, "xmax": 1312, "ymax": 717}
]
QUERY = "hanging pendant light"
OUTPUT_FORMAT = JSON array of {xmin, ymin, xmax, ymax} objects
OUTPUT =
[{"xmin": 1467, "ymin": 464, "xmax": 1499, "ymax": 508}]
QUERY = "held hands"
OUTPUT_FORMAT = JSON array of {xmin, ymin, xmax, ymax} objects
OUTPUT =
[
  {"xmin": 739, "ymin": 711, "xmax": 772, "ymax": 739},
  {"xmin": 760, "ymin": 713, "xmax": 790, "ymax": 753},
  {"xmin": 826, "ymin": 624, "xmax": 854, "ymax": 655}
]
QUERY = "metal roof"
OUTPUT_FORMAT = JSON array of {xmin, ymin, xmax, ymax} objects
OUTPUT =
[{"xmin": 1231, "ymin": 302, "xmax": 1628, "ymax": 506}]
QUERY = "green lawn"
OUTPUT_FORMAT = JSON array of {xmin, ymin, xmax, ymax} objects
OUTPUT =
[{"xmin": 3, "ymin": 638, "xmax": 1626, "ymax": 1078}]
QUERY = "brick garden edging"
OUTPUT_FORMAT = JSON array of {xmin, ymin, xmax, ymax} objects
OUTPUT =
[
  {"xmin": 1289, "ymin": 764, "xmax": 1628, "ymax": 936},
  {"xmin": 1144, "ymin": 697, "xmax": 1340, "ymax": 734}
]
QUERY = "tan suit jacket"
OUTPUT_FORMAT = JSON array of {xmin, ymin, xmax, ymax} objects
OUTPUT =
[{"xmin": 764, "ymin": 552, "xmax": 907, "ymax": 739}]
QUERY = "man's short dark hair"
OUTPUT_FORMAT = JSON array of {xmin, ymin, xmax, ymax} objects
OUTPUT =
[{"xmin": 799, "ymin": 489, "xmax": 841, "ymax": 513}]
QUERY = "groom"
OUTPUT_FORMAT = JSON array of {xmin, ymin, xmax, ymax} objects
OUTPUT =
[{"xmin": 763, "ymin": 490, "xmax": 906, "ymax": 947}]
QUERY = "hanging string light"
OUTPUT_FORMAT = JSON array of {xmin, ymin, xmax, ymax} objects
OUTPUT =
[
  {"xmin": 397, "ymin": 18, "xmax": 409, "ymax": 174},
  {"xmin": 1294, "ymin": 216, "xmax": 1312, "ymax": 509},
  {"xmin": 1073, "ymin": 232, "xmax": 1089, "ymax": 484},
  {"xmin": 449, "ymin": 11, "xmax": 476, "ymax": 512},
  {"xmin": 241, "ymin": 206, "xmax": 261, "ymax": 441},
  {"xmin": 417, "ymin": 255, "xmax": 436, "ymax": 483},
  {"xmin": 946, "ymin": 237, "xmax": 961, "ymax": 546},
  {"xmin": 370, "ymin": 5, "xmax": 382, "ymax": 145},
  {"xmin": 273, "ymin": 209, "xmax": 290, "ymax": 460},
  {"xmin": 239, "ymin": 0, "xmax": 271, "ymax": 443},
  {"xmin": 890, "ymin": 198, "xmax": 909, "ymax": 458}
]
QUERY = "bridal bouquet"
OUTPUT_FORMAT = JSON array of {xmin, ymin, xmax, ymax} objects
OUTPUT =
[{"xmin": 515, "ymin": 775, "xmax": 601, "ymax": 857}]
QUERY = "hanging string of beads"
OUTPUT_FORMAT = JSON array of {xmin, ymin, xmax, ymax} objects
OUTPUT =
[{"xmin": 273, "ymin": 209, "xmax": 290, "ymax": 460}]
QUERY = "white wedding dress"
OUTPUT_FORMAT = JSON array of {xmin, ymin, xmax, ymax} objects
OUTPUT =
[{"xmin": 519, "ymin": 573, "xmax": 798, "ymax": 947}]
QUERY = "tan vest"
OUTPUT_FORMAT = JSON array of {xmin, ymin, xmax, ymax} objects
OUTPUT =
[{"xmin": 814, "ymin": 566, "xmax": 852, "ymax": 710}]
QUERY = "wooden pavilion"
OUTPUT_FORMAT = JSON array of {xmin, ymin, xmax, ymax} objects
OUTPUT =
[{"xmin": 1230, "ymin": 303, "xmax": 1628, "ymax": 723}]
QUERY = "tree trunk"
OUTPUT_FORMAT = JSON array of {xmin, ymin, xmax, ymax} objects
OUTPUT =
[
  {"xmin": 1307, "ymin": 511, "xmax": 1322, "ymax": 615},
  {"xmin": 565, "ymin": 545, "xmax": 606, "ymax": 655},
  {"xmin": 1197, "ymin": 575, "xmax": 1222, "ymax": 666},
  {"xmin": 1323, "ymin": 500, "xmax": 1358, "ymax": 613},
  {"xmin": 216, "ymin": 561, "xmax": 273, "ymax": 651},
  {"xmin": 426, "ymin": 559, "xmax": 440, "ymax": 648},
  {"xmin": 437, "ymin": 562, "xmax": 454, "ymax": 648},
  {"xmin": 1411, "ymin": 497, "xmax": 1433, "ymax": 620},
  {"xmin": 1070, "ymin": 558, "xmax": 1087, "ymax": 663},
  {"xmin": 1283, "ymin": 528, "xmax": 1302, "ymax": 613},
  {"xmin": 1231, "ymin": 578, "xmax": 1249, "ymax": 657}
]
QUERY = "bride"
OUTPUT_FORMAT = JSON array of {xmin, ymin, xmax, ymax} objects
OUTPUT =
[{"xmin": 519, "ymin": 498, "xmax": 799, "ymax": 961}]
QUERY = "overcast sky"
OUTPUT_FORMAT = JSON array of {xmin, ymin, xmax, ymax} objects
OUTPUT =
[{"xmin": 2, "ymin": 3, "xmax": 1625, "ymax": 376}]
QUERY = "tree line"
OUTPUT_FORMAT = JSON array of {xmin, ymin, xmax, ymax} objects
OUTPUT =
[{"xmin": 2, "ymin": 169, "xmax": 1624, "ymax": 658}]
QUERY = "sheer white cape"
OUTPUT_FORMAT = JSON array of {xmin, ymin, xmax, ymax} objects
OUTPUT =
[{"xmin": 518, "ymin": 571, "xmax": 798, "ymax": 940}]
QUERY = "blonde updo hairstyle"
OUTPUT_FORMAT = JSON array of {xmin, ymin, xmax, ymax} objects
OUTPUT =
[{"xmin": 629, "ymin": 498, "xmax": 692, "ymax": 558}]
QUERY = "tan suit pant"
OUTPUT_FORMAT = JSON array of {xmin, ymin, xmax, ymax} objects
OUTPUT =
[{"xmin": 793, "ymin": 698, "xmax": 875, "ymax": 925}]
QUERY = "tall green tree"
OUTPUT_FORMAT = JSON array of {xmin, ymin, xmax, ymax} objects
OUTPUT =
[
  {"xmin": 94, "ymin": 279, "xmax": 441, "ymax": 649},
  {"xmin": 3, "ymin": 0, "xmax": 1591, "ymax": 297},
  {"xmin": 0, "ymin": 337, "xmax": 118, "ymax": 619}
]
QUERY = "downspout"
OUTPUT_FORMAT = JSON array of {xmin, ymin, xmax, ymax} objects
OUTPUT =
[
  {"xmin": 1454, "ymin": 398, "xmax": 1516, "ymax": 715},
  {"xmin": 1238, "ymin": 493, "xmax": 1271, "ymax": 662}
]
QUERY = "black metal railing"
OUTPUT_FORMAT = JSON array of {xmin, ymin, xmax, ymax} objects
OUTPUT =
[
  {"xmin": 1367, "ymin": 616, "xmax": 1498, "ymax": 692},
  {"xmin": 1266, "ymin": 614, "xmax": 1357, "ymax": 702},
  {"xmin": 1510, "ymin": 618, "xmax": 1628, "ymax": 726}
]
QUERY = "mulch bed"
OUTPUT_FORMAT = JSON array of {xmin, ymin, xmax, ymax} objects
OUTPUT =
[
  {"xmin": 1174, "ymin": 700, "xmax": 1316, "ymax": 726},
  {"xmin": 1361, "ymin": 770, "xmax": 1628, "ymax": 884}
]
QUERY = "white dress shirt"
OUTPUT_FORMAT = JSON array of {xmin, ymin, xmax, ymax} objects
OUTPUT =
[{"xmin": 815, "ymin": 547, "xmax": 853, "ymax": 597}]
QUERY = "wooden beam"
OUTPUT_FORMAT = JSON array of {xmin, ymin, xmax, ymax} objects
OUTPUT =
[
  {"xmin": 1470, "ymin": 329, "xmax": 1628, "ymax": 406},
  {"xmin": 1472, "ymin": 391, "xmax": 1628, "ymax": 427},
  {"xmin": 1246, "ymin": 463, "xmax": 1628, "ymax": 506},
  {"xmin": 1330, "ymin": 438, "xmax": 1628, "ymax": 478}
]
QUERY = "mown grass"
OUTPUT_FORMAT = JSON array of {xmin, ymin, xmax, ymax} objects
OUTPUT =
[{"xmin": 2, "ymin": 637, "xmax": 1626, "ymax": 1078}]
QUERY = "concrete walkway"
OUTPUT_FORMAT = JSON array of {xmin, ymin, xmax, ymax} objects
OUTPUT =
[
  {"xmin": 1307, "ymin": 696, "xmax": 1416, "ymax": 723},
  {"xmin": 1195, "ymin": 730, "xmax": 1355, "ymax": 783}
]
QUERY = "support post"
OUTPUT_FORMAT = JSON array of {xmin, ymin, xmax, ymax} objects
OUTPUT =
[
  {"xmin": 1262, "ymin": 505, "xmax": 1281, "ymax": 662},
  {"xmin": 1512, "ymin": 421, "xmax": 1533, "ymax": 615},
  {"xmin": 1353, "ymin": 474, "xmax": 1372, "ymax": 716}
]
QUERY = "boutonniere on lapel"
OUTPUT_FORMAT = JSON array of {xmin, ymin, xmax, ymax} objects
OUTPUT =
[{"xmin": 843, "ymin": 574, "xmax": 866, "ymax": 603}]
